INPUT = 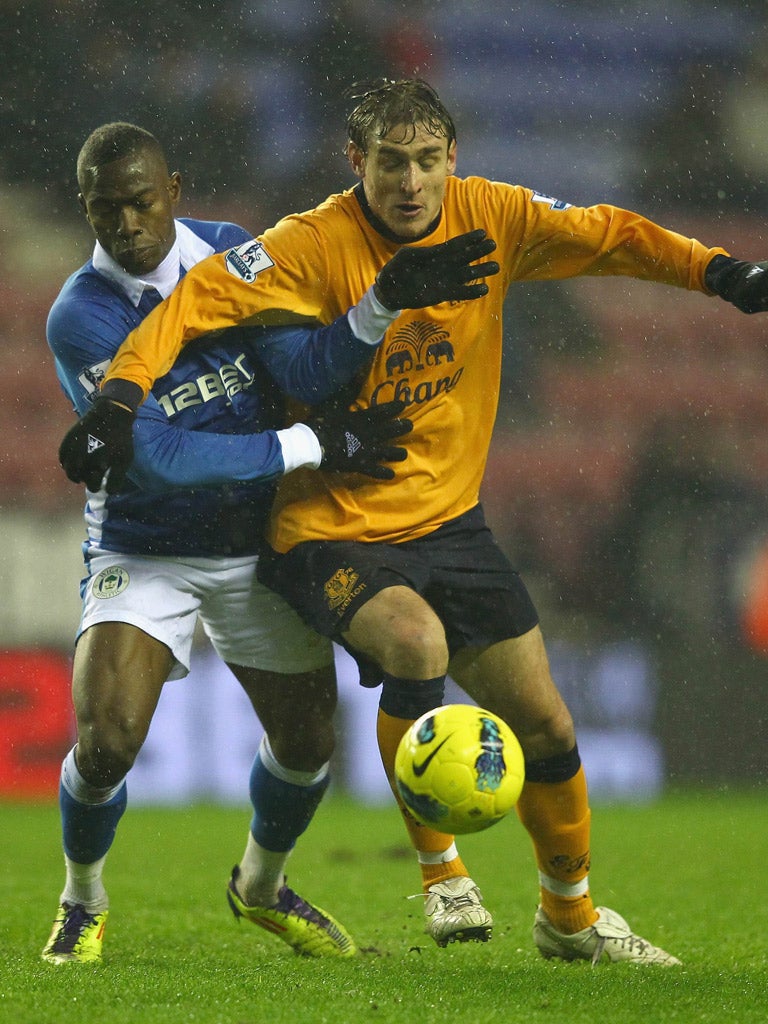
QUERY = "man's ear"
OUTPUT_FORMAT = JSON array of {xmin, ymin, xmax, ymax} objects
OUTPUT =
[
  {"xmin": 347, "ymin": 141, "xmax": 365, "ymax": 179},
  {"xmin": 168, "ymin": 171, "xmax": 182, "ymax": 205},
  {"xmin": 447, "ymin": 139, "xmax": 457, "ymax": 176}
]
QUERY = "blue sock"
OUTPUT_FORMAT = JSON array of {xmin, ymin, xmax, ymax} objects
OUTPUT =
[
  {"xmin": 60, "ymin": 750, "xmax": 127, "ymax": 863},
  {"xmin": 60, "ymin": 781, "xmax": 127, "ymax": 863},
  {"xmin": 249, "ymin": 740, "xmax": 330, "ymax": 853}
]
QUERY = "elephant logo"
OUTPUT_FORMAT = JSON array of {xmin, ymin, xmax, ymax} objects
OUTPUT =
[{"xmin": 383, "ymin": 322, "xmax": 453, "ymax": 375}]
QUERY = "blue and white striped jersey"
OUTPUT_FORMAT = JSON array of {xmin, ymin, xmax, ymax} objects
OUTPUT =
[{"xmin": 47, "ymin": 217, "xmax": 375, "ymax": 557}]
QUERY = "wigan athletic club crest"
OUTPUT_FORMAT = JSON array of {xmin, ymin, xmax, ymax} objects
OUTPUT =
[{"xmin": 92, "ymin": 565, "xmax": 130, "ymax": 599}]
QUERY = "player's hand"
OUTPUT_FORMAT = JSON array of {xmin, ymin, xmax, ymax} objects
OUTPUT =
[
  {"xmin": 58, "ymin": 397, "xmax": 135, "ymax": 492},
  {"xmin": 705, "ymin": 254, "xmax": 768, "ymax": 313},
  {"xmin": 374, "ymin": 229, "xmax": 499, "ymax": 309},
  {"xmin": 308, "ymin": 399, "xmax": 413, "ymax": 479}
]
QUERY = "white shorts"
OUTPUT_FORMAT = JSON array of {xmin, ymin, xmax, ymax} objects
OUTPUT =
[{"xmin": 79, "ymin": 551, "xmax": 333, "ymax": 680}]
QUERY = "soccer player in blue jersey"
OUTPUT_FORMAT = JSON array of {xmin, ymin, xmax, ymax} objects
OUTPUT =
[{"xmin": 42, "ymin": 122, "xmax": 496, "ymax": 964}]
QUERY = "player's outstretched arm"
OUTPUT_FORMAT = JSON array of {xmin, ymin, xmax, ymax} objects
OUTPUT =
[
  {"xmin": 58, "ymin": 231, "xmax": 495, "ymax": 489},
  {"xmin": 705, "ymin": 254, "xmax": 768, "ymax": 313},
  {"xmin": 96, "ymin": 229, "xmax": 498, "ymax": 413},
  {"xmin": 374, "ymin": 229, "xmax": 499, "ymax": 309},
  {"xmin": 58, "ymin": 390, "xmax": 413, "ymax": 492},
  {"xmin": 56, "ymin": 296, "xmax": 399, "ymax": 490}
]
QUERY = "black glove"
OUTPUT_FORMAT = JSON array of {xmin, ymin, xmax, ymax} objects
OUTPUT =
[
  {"xmin": 705, "ymin": 254, "xmax": 768, "ymax": 313},
  {"xmin": 308, "ymin": 399, "xmax": 413, "ymax": 480},
  {"xmin": 58, "ymin": 397, "xmax": 135, "ymax": 492},
  {"xmin": 374, "ymin": 229, "xmax": 499, "ymax": 309}
]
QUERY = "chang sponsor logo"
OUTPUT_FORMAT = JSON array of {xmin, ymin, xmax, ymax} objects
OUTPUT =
[
  {"xmin": 371, "ymin": 321, "xmax": 463, "ymax": 409},
  {"xmin": 550, "ymin": 851, "xmax": 591, "ymax": 875}
]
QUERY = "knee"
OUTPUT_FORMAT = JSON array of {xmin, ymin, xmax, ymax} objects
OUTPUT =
[
  {"xmin": 71, "ymin": 625, "xmax": 169, "ymax": 786},
  {"xmin": 76, "ymin": 713, "xmax": 146, "ymax": 786},
  {"xmin": 390, "ymin": 614, "xmax": 448, "ymax": 676},
  {"xmin": 518, "ymin": 702, "xmax": 576, "ymax": 762},
  {"xmin": 269, "ymin": 719, "xmax": 336, "ymax": 773},
  {"xmin": 348, "ymin": 589, "xmax": 448, "ymax": 677},
  {"xmin": 541, "ymin": 702, "xmax": 577, "ymax": 751},
  {"xmin": 244, "ymin": 665, "xmax": 338, "ymax": 773}
]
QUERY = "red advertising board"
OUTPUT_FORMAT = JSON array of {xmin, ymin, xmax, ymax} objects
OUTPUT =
[{"xmin": 0, "ymin": 649, "xmax": 73, "ymax": 800}]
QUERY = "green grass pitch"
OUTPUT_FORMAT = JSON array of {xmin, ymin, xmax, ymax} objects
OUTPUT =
[{"xmin": 2, "ymin": 789, "xmax": 766, "ymax": 1024}]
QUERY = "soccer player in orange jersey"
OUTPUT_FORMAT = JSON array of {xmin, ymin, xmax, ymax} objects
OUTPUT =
[{"xmin": 60, "ymin": 80, "xmax": 768, "ymax": 963}]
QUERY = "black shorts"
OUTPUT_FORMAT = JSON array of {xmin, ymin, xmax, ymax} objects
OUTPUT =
[{"xmin": 257, "ymin": 505, "xmax": 539, "ymax": 662}]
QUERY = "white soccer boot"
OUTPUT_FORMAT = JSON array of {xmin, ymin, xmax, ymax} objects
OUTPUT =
[
  {"xmin": 533, "ymin": 905, "xmax": 681, "ymax": 965},
  {"xmin": 423, "ymin": 875, "xmax": 493, "ymax": 947}
]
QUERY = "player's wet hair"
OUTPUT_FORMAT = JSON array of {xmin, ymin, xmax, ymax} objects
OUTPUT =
[
  {"xmin": 345, "ymin": 79, "xmax": 456, "ymax": 153},
  {"xmin": 77, "ymin": 122, "xmax": 166, "ymax": 192}
]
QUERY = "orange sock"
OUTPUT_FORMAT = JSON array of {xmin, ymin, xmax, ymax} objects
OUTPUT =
[
  {"xmin": 516, "ymin": 765, "xmax": 598, "ymax": 934},
  {"xmin": 418, "ymin": 853, "xmax": 469, "ymax": 889},
  {"xmin": 377, "ymin": 707, "xmax": 468, "ymax": 889}
]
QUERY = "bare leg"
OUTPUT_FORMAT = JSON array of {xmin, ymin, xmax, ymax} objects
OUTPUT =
[
  {"xmin": 73, "ymin": 621, "xmax": 173, "ymax": 785},
  {"xmin": 227, "ymin": 661, "xmax": 339, "ymax": 906}
]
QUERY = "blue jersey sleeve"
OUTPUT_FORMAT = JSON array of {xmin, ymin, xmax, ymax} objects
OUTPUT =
[
  {"xmin": 48, "ymin": 263, "xmax": 382, "ymax": 493},
  {"xmin": 130, "ymin": 393, "xmax": 286, "ymax": 491},
  {"xmin": 47, "ymin": 278, "xmax": 134, "ymax": 416},
  {"xmin": 246, "ymin": 314, "xmax": 377, "ymax": 405},
  {"xmin": 128, "ymin": 311, "xmax": 379, "ymax": 489}
]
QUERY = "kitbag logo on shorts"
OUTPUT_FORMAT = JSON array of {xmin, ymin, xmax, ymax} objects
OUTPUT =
[
  {"xmin": 92, "ymin": 566, "xmax": 130, "ymax": 599},
  {"xmin": 225, "ymin": 241, "xmax": 275, "ymax": 282}
]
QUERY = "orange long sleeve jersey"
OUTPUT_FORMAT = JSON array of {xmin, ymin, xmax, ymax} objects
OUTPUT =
[{"xmin": 102, "ymin": 178, "xmax": 727, "ymax": 551}]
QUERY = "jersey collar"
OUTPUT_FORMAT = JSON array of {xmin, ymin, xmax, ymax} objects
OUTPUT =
[
  {"xmin": 352, "ymin": 182, "xmax": 443, "ymax": 243},
  {"xmin": 92, "ymin": 221, "xmax": 188, "ymax": 307}
]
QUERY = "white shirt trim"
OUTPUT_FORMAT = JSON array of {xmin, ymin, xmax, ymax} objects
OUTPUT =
[
  {"xmin": 91, "ymin": 220, "xmax": 216, "ymax": 307},
  {"xmin": 275, "ymin": 422, "xmax": 322, "ymax": 473},
  {"xmin": 347, "ymin": 285, "xmax": 400, "ymax": 345}
]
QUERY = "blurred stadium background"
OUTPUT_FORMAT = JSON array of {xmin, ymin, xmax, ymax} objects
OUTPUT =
[{"xmin": 2, "ymin": 0, "xmax": 768, "ymax": 805}]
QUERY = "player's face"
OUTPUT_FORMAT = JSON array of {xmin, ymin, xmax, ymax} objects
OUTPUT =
[
  {"xmin": 79, "ymin": 151, "xmax": 181, "ymax": 275},
  {"xmin": 348, "ymin": 122, "xmax": 456, "ymax": 241}
]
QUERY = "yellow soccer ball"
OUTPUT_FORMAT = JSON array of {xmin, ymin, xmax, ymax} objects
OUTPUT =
[{"xmin": 394, "ymin": 704, "xmax": 525, "ymax": 834}]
